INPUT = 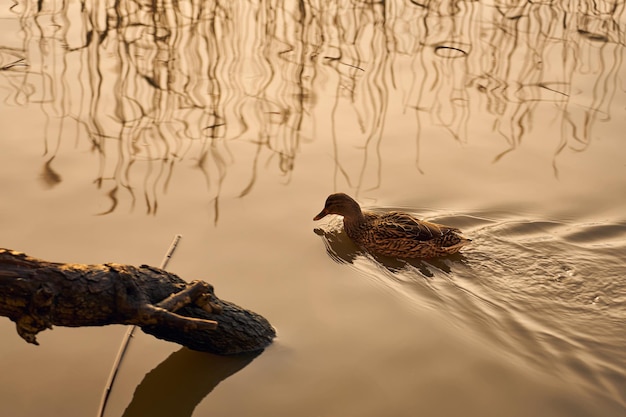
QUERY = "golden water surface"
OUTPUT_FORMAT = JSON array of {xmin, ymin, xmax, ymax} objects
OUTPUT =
[{"xmin": 1, "ymin": 0, "xmax": 625, "ymax": 416}]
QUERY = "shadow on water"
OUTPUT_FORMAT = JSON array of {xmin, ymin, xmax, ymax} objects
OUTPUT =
[
  {"xmin": 1, "ymin": 0, "xmax": 624, "ymax": 216},
  {"xmin": 121, "ymin": 348, "xmax": 261, "ymax": 417},
  {"xmin": 314, "ymin": 209, "xmax": 626, "ymax": 410}
]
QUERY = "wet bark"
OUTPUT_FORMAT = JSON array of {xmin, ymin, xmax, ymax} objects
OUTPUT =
[{"xmin": 0, "ymin": 249, "xmax": 275, "ymax": 355}]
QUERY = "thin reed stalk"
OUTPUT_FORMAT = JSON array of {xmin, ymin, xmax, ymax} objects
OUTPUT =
[{"xmin": 96, "ymin": 234, "xmax": 183, "ymax": 417}]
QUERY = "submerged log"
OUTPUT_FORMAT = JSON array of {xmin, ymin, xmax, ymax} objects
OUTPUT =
[{"xmin": 0, "ymin": 249, "xmax": 275, "ymax": 355}]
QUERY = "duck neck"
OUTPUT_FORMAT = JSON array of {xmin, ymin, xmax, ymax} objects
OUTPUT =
[{"xmin": 343, "ymin": 210, "xmax": 366, "ymax": 236}]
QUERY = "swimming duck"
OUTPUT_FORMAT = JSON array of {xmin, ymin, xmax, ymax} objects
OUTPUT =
[{"xmin": 313, "ymin": 193, "xmax": 470, "ymax": 259}]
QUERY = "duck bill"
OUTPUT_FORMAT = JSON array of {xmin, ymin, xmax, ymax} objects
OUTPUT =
[{"xmin": 313, "ymin": 209, "xmax": 329, "ymax": 221}]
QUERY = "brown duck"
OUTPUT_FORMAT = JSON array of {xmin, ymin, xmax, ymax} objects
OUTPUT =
[{"xmin": 313, "ymin": 193, "xmax": 471, "ymax": 259}]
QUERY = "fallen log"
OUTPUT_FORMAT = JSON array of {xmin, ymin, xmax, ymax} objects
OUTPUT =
[{"xmin": 0, "ymin": 249, "xmax": 275, "ymax": 355}]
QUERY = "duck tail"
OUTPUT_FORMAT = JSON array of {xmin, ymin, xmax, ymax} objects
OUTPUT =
[{"xmin": 444, "ymin": 237, "xmax": 471, "ymax": 254}]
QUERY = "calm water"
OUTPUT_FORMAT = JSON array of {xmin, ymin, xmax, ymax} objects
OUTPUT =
[{"xmin": 1, "ymin": 0, "xmax": 625, "ymax": 416}]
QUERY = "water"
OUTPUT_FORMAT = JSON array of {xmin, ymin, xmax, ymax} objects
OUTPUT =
[{"xmin": 1, "ymin": 0, "xmax": 625, "ymax": 416}]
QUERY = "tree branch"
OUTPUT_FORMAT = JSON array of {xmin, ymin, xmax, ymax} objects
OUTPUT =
[{"xmin": 0, "ymin": 249, "xmax": 275, "ymax": 355}]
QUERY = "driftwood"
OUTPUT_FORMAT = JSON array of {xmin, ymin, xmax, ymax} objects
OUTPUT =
[{"xmin": 0, "ymin": 249, "xmax": 275, "ymax": 355}]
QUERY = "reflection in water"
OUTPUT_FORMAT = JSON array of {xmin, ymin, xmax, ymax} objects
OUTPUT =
[
  {"xmin": 121, "ymin": 348, "xmax": 260, "ymax": 417},
  {"xmin": 398, "ymin": 0, "xmax": 625, "ymax": 174},
  {"xmin": 1, "ymin": 0, "xmax": 624, "ymax": 212},
  {"xmin": 40, "ymin": 156, "xmax": 63, "ymax": 188}
]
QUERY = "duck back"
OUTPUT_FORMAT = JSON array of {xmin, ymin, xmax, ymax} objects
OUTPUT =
[{"xmin": 345, "ymin": 211, "xmax": 470, "ymax": 259}]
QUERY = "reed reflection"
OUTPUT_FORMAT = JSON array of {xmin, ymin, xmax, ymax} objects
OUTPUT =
[
  {"xmin": 2, "ymin": 0, "xmax": 624, "ymax": 214},
  {"xmin": 394, "ymin": 0, "xmax": 625, "ymax": 174}
]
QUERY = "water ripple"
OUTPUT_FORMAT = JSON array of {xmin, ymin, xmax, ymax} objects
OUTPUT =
[{"xmin": 315, "ymin": 210, "xmax": 626, "ymax": 409}]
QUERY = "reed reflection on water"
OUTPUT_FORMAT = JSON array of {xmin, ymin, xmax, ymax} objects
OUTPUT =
[{"xmin": 1, "ymin": 0, "xmax": 624, "ymax": 215}]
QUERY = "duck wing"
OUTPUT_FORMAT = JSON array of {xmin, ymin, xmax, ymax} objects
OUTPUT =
[{"xmin": 371, "ymin": 212, "xmax": 460, "ymax": 242}]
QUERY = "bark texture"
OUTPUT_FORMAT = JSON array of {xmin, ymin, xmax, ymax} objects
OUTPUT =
[{"xmin": 0, "ymin": 249, "xmax": 275, "ymax": 355}]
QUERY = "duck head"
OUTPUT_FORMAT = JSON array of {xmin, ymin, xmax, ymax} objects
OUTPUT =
[{"xmin": 313, "ymin": 193, "xmax": 363, "ymax": 220}]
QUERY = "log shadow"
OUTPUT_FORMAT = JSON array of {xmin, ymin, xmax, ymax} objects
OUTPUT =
[{"xmin": 122, "ymin": 348, "xmax": 261, "ymax": 417}]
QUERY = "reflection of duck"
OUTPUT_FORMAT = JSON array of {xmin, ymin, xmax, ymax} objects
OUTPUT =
[{"xmin": 313, "ymin": 193, "xmax": 471, "ymax": 259}]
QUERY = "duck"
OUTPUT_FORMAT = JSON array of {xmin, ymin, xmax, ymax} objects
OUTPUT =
[{"xmin": 313, "ymin": 193, "xmax": 470, "ymax": 259}]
